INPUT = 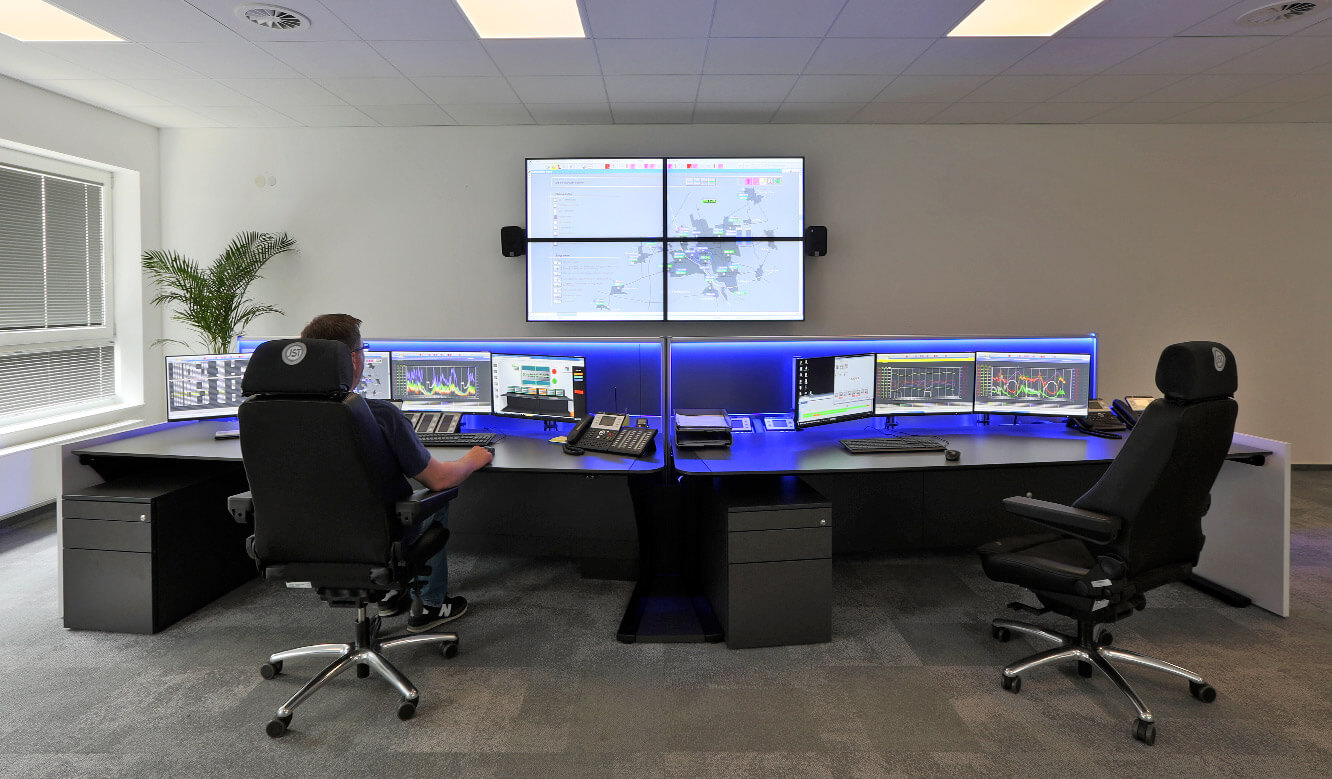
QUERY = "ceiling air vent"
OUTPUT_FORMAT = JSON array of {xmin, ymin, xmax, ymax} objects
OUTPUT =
[
  {"xmin": 1237, "ymin": 2, "xmax": 1320, "ymax": 25},
  {"xmin": 234, "ymin": 4, "xmax": 310, "ymax": 31}
]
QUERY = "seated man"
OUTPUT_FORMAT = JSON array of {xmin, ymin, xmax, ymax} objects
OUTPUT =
[{"xmin": 300, "ymin": 313, "xmax": 492, "ymax": 631}]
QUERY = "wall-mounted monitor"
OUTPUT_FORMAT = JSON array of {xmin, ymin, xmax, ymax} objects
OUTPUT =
[
  {"xmin": 524, "ymin": 156, "xmax": 805, "ymax": 321},
  {"xmin": 490, "ymin": 353, "xmax": 587, "ymax": 421},
  {"xmin": 355, "ymin": 350, "xmax": 393, "ymax": 400},
  {"xmin": 794, "ymin": 353, "xmax": 875, "ymax": 429},
  {"xmin": 165, "ymin": 353, "xmax": 250, "ymax": 421},
  {"xmin": 974, "ymin": 352, "xmax": 1091, "ymax": 417},
  {"xmin": 874, "ymin": 352, "xmax": 976, "ymax": 415},
  {"xmin": 391, "ymin": 350, "xmax": 493, "ymax": 414}
]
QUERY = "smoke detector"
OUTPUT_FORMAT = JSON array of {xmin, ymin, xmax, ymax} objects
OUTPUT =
[
  {"xmin": 235, "ymin": 4, "xmax": 310, "ymax": 31},
  {"xmin": 1236, "ymin": 2, "xmax": 1321, "ymax": 25}
]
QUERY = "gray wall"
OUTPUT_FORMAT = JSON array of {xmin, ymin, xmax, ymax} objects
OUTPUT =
[{"xmin": 159, "ymin": 123, "xmax": 1331, "ymax": 461}]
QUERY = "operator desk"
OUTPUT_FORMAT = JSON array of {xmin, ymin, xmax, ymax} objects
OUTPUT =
[
  {"xmin": 673, "ymin": 421, "xmax": 1286, "ymax": 622},
  {"xmin": 61, "ymin": 418, "xmax": 666, "ymax": 637}
]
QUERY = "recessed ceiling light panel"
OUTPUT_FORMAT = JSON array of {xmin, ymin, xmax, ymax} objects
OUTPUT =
[
  {"xmin": 1237, "ymin": 2, "xmax": 1321, "ymax": 25},
  {"xmin": 455, "ymin": 0, "xmax": 585, "ymax": 39},
  {"xmin": 234, "ymin": 4, "xmax": 310, "ymax": 31},
  {"xmin": 0, "ymin": 0, "xmax": 122, "ymax": 41},
  {"xmin": 948, "ymin": 0, "xmax": 1105, "ymax": 37}
]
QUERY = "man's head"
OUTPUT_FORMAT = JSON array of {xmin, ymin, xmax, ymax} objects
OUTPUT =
[{"xmin": 300, "ymin": 313, "xmax": 365, "ymax": 387}]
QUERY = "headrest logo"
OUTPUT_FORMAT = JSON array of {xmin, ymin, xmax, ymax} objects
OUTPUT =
[
  {"xmin": 281, "ymin": 342, "xmax": 307, "ymax": 366},
  {"xmin": 1212, "ymin": 347, "xmax": 1226, "ymax": 372}
]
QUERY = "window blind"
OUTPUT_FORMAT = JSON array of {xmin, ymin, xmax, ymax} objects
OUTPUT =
[
  {"xmin": 0, "ymin": 162, "xmax": 114, "ymax": 420},
  {"xmin": 0, "ymin": 164, "xmax": 105, "ymax": 331}
]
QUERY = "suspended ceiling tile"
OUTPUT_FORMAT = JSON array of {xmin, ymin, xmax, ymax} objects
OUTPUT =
[
  {"xmin": 1003, "ymin": 37, "xmax": 1161, "ymax": 76},
  {"xmin": 691, "ymin": 102, "xmax": 781, "ymax": 123},
  {"xmin": 903, "ymin": 38, "xmax": 1047, "ymax": 76},
  {"xmin": 355, "ymin": 103, "xmax": 458, "ymax": 126},
  {"xmin": 256, "ymin": 41, "xmax": 399, "ymax": 78},
  {"xmin": 610, "ymin": 103, "xmax": 696, "ymax": 123},
  {"xmin": 119, "ymin": 78, "xmax": 258, "ymax": 107},
  {"xmin": 279, "ymin": 104, "xmax": 378, "ymax": 127},
  {"xmin": 219, "ymin": 77, "xmax": 345, "ymax": 106},
  {"xmin": 190, "ymin": 104, "xmax": 303, "ymax": 127},
  {"xmin": 850, "ymin": 102, "xmax": 947, "ymax": 123},
  {"xmin": 370, "ymin": 41, "xmax": 499, "ymax": 78},
  {"xmin": 1047, "ymin": 74, "xmax": 1187, "ymax": 102},
  {"xmin": 785, "ymin": 74, "xmax": 891, "ymax": 102},
  {"xmin": 1103, "ymin": 36, "xmax": 1274, "ymax": 75},
  {"xmin": 771, "ymin": 101, "xmax": 866, "ymax": 123},
  {"xmin": 1062, "ymin": 0, "xmax": 1240, "ymax": 37},
  {"xmin": 1006, "ymin": 102, "xmax": 1119, "ymax": 124},
  {"xmin": 696, "ymin": 74, "xmax": 797, "ymax": 102},
  {"xmin": 314, "ymin": 77, "xmax": 432, "ymax": 106},
  {"xmin": 509, "ymin": 76, "xmax": 608, "ymax": 104},
  {"xmin": 526, "ymin": 102, "xmax": 614, "ymax": 124},
  {"xmin": 440, "ymin": 103, "xmax": 534, "ymax": 125},
  {"xmin": 595, "ymin": 39, "xmax": 707, "ymax": 76},
  {"xmin": 1139, "ymin": 74, "xmax": 1281, "ymax": 103},
  {"xmin": 959, "ymin": 75, "xmax": 1087, "ymax": 103},
  {"xmin": 318, "ymin": 0, "xmax": 477, "ymax": 41},
  {"xmin": 711, "ymin": 0, "xmax": 846, "ymax": 38},
  {"xmin": 872, "ymin": 75, "xmax": 990, "ymax": 103},
  {"xmin": 802, "ymin": 38, "xmax": 933, "ymax": 75},
  {"xmin": 827, "ymin": 0, "xmax": 979, "ymax": 38},
  {"xmin": 927, "ymin": 102, "xmax": 1029, "ymax": 123},
  {"xmin": 583, "ymin": 0, "xmax": 716, "ymax": 38},
  {"xmin": 32, "ymin": 43, "xmax": 202, "ymax": 80},
  {"xmin": 52, "ymin": 0, "xmax": 236, "ymax": 43},
  {"xmin": 149, "ymin": 41, "xmax": 300, "ymax": 78},
  {"xmin": 703, "ymin": 38, "xmax": 820, "ymax": 75},
  {"xmin": 483, "ymin": 39, "xmax": 600, "ymax": 76},
  {"xmin": 603, "ymin": 75, "xmax": 701, "ymax": 103},
  {"xmin": 1207, "ymin": 35, "xmax": 1332, "ymax": 74},
  {"xmin": 186, "ymin": 0, "xmax": 359, "ymax": 42},
  {"xmin": 413, "ymin": 76, "xmax": 521, "ymax": 104}
]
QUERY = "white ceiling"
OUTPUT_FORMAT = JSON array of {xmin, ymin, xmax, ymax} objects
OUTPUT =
[{"xmin": 4, "ymin": 0, "xmax": 1332, "ymax": 127}]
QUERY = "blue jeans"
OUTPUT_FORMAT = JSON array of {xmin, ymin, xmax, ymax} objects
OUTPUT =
[{"xmin": 404, "ymin": 506, "xmax": 449, "ymax": 607}]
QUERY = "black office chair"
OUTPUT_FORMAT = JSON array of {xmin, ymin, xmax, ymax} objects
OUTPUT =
[
  {"xmin": 227, "ymin": 338, "xmax": 460, "ymax": 738},
  {"xmin": 978, "ymin": 341, "xmax": 1238, "ymax": 745}
]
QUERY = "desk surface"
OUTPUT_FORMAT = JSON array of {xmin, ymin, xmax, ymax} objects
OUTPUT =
[
  {"xmin": 673, "ymin": 423, "xmax": 1272, "ymax": 476},
  {"xmin": 73, "ymin": 418, "xmax": 665, "ymax": 475}
]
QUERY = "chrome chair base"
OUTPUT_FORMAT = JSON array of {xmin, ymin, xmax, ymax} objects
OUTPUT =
[
  {"xmin": 261, "ymin": 605, "xmax": 458, "ymax": 737},
  {"xmin": 991, "ymin": 617, "xmax": 1215, "ymax": 745}
]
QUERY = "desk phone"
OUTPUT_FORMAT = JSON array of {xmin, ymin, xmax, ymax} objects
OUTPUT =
[{"xmin": 564, "ymin": 413, "xmax": 657, "ymax": 456}]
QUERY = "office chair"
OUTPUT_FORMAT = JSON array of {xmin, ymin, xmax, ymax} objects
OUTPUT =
[
  {"xmin": 978, "ymin": 341, "xmax": 1238, "ymax": 745},
  {"xmin": 227, "ymin": 338, "xmax": 460, "ymax": 738}
]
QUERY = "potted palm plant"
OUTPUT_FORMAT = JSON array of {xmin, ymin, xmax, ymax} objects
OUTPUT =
[{"xmin": 143, "ymin": 231, "xmax": 297, "ymax": 353}]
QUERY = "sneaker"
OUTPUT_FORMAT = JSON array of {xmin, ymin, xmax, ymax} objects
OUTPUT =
[
  {"xmin": 407, "ymin": 595, "xmax": 468, "ymax": 632},
  {"xmin": 377, "ymin": 589, "xmax": 412, "ymax": 618}
]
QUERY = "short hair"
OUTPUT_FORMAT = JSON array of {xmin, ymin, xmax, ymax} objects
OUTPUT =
[{"xmin": 300, "ymin": 313, "xmax": 362, "ymax": 352}]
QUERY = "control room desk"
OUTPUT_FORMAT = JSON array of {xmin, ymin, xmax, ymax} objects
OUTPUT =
[
  {"xmin": 60, "ymin": 418, "xmax": 667, "ymax": 637},
  {"xmin": 674, "ymin": 423, "xmax": 1289, "ymax": 618}
]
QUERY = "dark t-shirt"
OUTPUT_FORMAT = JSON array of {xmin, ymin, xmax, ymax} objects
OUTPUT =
[{"xmin": 366, "ymin": 398, "xmax": 430, "ymax": 478}]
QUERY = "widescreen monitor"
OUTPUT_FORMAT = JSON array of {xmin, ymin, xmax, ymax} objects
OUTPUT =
[
  {"xmin": 794, "ymin": 353, "xmax": 875, "ymax": 429},
  {"xmin": 165, "ymin": 353, "xmax": 249, "ymax": 421},
  {"xmin": 355, "ymin": 351, "xmax": 393, "ymax": 400},
  {"xmin": 391, "ymin": 350, "xmax": 493, "ymax": 414},
  {"xmin": 526, "ymin": 158, "xmax": 663, "ymax": 240},
  {"xmin": 490, "ymin": 353, "xmax": 586, "ymax": 422},
  {"xmin": 973, "ymin": 352, "xmax": 1091, "ymax": 417},
  {"xmin": 666, "ymin": 157, "xmax": 804, "ymax": 240},
  {"xmin": 526, "ymin": 241, "xmax": 664, "ymax": 321},
  {"xmin": 874, "ymin": 352, "xmax": 976, "ymax": 415},
  {"xmin": 665, "ymin": 240, "xmax": 803, "ymax": 321}
]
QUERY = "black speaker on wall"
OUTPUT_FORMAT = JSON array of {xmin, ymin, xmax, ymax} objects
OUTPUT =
[
  {"xmin": 804, "ymin": 225, "xmax": 827, "ymax": 257},
  {"xmin": 500, "ymin": 225, "xmax": 526, "ymax": 257}
]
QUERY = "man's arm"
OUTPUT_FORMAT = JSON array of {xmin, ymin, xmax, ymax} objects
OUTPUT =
[{"xmin": 413, "ymin": 445, "xmax": 493, "ymax": 491}]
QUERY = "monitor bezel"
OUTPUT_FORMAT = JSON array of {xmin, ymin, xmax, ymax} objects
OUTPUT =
[
  {"xmin": 354, "ymin": 350, "xmax": 394, "ymax": 401},
  {"xmin": 973, "ymin": 351, "xmax": 1093, "ymax": 417},
  {"xmin": 164, "ymin": 352, "xmax": 249, "ymax": 422},
  {"xmin": 872, "ymin": 351, "xmax": 978, "ymax": 416},
  {"xmin": 390, "ymin": 349, "xmax": 494, "ymax": 414},
  {"xmin": 489, "ymin": 352, "xmax": 588, "ymax": 423},
  {"xmin": 793, "ymin": 352, "xmax": 876, "ymax": 430}
]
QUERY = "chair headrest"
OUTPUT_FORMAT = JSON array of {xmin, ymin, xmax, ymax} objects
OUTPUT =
[
  {"xmin": 241, "ymin": 338, "xmax": 353, "ymax": 396},
  {"xmin": 1154, "ymin": 341, "xmax": 1236, "ymax": 402}
]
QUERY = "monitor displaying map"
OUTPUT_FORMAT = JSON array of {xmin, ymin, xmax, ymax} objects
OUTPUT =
[{"xmin": 524, "ymin": 156, "xmax": 805, "ymax": 321}]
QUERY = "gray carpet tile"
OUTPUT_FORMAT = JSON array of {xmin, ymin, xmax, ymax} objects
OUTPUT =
[{"xmin": 2, "ymin": 472, "xmax": 1332, "ymax": 777}]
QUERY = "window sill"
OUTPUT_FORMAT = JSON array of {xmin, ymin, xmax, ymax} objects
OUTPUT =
[{"xmin": 0, "ymin": 402, "xmax": 147, "ymax": 457}]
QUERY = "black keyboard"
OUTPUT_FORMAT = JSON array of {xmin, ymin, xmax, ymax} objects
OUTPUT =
[
  {"xmin": 417, "ymin": 432, "xmax": 496, "ymax": 447},
  {"xmin": 839, "ymin": 436, "xmax": 948, "ymax": 454}
]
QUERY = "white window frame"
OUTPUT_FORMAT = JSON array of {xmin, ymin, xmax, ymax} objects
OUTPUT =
[{"xmin": 0, "ymin": 144, "xmax": 120, "ymax": 431}]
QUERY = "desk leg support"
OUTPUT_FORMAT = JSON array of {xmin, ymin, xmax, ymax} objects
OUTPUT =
[
  {"xmin": 1184, "ymin": 573, "xmax": 1253, "ymax": 608},
  {"xmin": 616, "ymin": 472, "xmax": 722, "ymax": 644}
]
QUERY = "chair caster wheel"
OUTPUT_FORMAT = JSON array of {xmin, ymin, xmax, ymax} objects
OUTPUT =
[
  {"xmin": 266, "ymin": 715, "xmax": 291, "ymax": 738},
  {"xmin": 260, "ymin": 661, "xmax": 282, "ymax": 680},
  {"xmin": 397, "ymin": 701, "xmax": 417, "ymax": 721},
  {"xmin": 1001, "ymin": 674, "xmax": 1021, "ymax": 693},
  {"xmin": 1133, "ymin": 718, "xmax": 1156, "ymax": 745},
  {"xmin": 1190, "ymin": 681, "xmax": 1217, "ymax": 703},
  {"xmin": 356, "ymin": 663, "xmax": 370, "ymax": 679},
  {"xmin": 443, "ymin": 641, "xmax": 459, "ymax": 659},
  {"xmin": 991, "ymin": 626, "xmax": 1011, "ymax": 642},
  {"xmin": 1078, "ymin": 660, "xmax": 1093, "ymax": 678},
  {"xmin": 1097, "ymin": 631, "xmax": 1113, "ymax": 647}
]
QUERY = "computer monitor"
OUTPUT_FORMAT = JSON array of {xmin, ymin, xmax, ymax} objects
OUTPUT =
[
  {"xmin": 526, "ymin": 240, "xmax": 664, "ymax": 321},
  {"xmin": 490, "ymin": 353, "xmax": 587, "ymax": 422},
  {"xmin": 794, "ymin": 353, "xmax": 875, "ymax": 429},
  {"xmin": 665, "ymin": 157, "xmax": 804, "ymax": 239},
  {"xmin": 526, "ymin": 158, "xmax": 663, "ymax": 240},
  {"xmin": 355, "ymin": 351, "xmax": 393, "ymax": 400},
  {"xmin": 874, "ymin": 352, "xmax": 976, "ymax": 415},
  {"xmin": 391, "ymin": 350, "xmax": 493, "ymax": 414},
  {"xmin": 974, "ymin": 352, "xmax": 1092, "ymax": 416},
  {"xmin": 165, "ymin": 353, "xmax": 250, "ymax": 421},
  {"xmin": 664, "ymin": 240, "xmax": 804, "ymax": 321}
]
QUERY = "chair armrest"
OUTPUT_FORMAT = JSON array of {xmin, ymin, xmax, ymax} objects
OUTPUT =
[
  {"xmin": 395, "ymin": 486, "xmax": 459, "ymax": 526},
  {"xmin": 228, "ymin": 491, "xmax": 254, "ymax": 524},
  {"xmin": 1001, "ymin": 496, "xmax": 1122, "ymax": 545}
]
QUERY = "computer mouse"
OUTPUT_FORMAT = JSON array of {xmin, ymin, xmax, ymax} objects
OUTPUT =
[
  {"xmin": 944, "ymin": 449, "xmax": 961, "ymax": 462},
  {"xmin": 483, "ymin": 446, "xmax": 495, "ymax": 456}
]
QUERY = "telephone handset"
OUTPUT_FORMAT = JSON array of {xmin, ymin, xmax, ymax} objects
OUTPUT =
[
  {"xmin": 1068, "ymin": 398, "xmax": 1127, "ymax": 438},
  {"xmin": 1111, "ymin": 396, "xmax": 1155, "ymax": 429},
  {"xmin": 563, "ymin": 412, "xmax": 657, "ymax": 457}
]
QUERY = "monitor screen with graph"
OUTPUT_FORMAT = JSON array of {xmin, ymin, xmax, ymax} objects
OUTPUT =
[
  {"xmin": 794, "ymin": 353, "xmax": 875, "ymax": 429},
  {"xmin": 390, "ymin": 350, "xmax": 493, "ymax": 414},
  {"xmin": 973, "ymin": 352, "xmax": 1091, "ymax": 416},
  {"xmin": 874, "ymin": 352, "xmax": 976, "ymax": 415}
]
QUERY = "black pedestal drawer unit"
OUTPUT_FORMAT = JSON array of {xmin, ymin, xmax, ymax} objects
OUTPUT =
[
  {"xmin": 62, "ymin": 469, "xmax": 252, "ymax": 633},
  {"xmin": 701, "ymin": 476, "xmax": 832, "ymax": 649}
]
